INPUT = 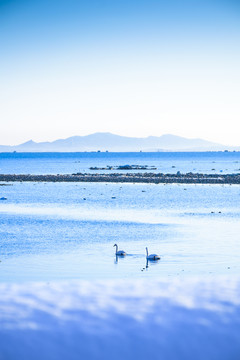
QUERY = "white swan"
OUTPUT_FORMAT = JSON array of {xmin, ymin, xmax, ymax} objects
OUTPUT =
[
  {"xmin": 113, "ymin": 244, "xmax": 126, "ymax": 256},
  {"xmin": 146, "ymin": 247, "xmax": 160, "ymax": 260}
]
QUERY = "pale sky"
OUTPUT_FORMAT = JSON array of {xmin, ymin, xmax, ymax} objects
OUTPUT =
[{"xmin": 0, "ymin": 0, "xmax": 239, "ymax": 146}]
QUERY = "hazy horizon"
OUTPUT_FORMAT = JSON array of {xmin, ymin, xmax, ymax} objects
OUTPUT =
[
  {"xmin": 0, "ymin": 131, "xmax": 232, "ymax": 147},
  {"xmin": 0, "ymin": 132, "xmax": 239, "ymax": 153},
  {"xmin": 1, "ymin": 0, "xmax": 240, "ymax": 146}
]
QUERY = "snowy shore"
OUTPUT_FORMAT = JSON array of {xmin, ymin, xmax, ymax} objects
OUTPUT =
[{"xmin": 0, "ymin": 278, "xmax": 240, "ymax": 360}]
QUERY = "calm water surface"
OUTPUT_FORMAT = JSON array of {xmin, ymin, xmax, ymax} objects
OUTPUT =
[
  {"xmin": 0, "ymin": 181, "xmax": 239, "ymax": 282},
  {"xmin": 1, "ymin": 151, "xmax": 240, "ymax": 174}
]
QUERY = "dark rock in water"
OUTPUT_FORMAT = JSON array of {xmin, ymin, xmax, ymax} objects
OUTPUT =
[
  {"xmin": 0, "ymin": 197, "xmax": 7, "ymax": 200},
  {"xmin": 89, "ymin": 164, "xmax": 157, "ymax": 171},
  {"xmin": 111, "ymin": 197, "xmax": 116, "ymax": 199}
]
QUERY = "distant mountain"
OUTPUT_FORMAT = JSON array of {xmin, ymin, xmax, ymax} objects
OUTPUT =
[{"xmin": 0, "ymin": 133, "xmax": 238, "ymax": 152}]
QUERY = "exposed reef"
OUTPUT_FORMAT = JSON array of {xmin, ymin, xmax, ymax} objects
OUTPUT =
[
  {"xmin": 89, "ymin": 165, "xmax": 157, "ymax": 170},
  {"xmin": 0, "ymin": 172, "xmax": 240, "ymax": 184}
]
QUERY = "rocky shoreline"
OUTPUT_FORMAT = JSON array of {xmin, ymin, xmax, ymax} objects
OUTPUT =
[{"xmin": 0, "ymin": 172, "xmax": 240, "ymax": 184}]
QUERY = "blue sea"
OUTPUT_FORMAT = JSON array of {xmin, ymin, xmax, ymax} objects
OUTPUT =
[
  {"xmin": 0, "ymin": 152, "xmax": 240, "ymax": 282},
  {"xmin": 1, "ymin": 152, "xmax": 240, "ymax": 360},
  {"xmin": 0, "ymin": 151, "xmax": 240, "ymax": 174}
]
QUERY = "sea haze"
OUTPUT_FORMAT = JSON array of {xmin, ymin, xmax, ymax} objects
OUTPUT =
[{"xmin": 0, "ymin": 133, "xmax": 238, "ymax": 152}]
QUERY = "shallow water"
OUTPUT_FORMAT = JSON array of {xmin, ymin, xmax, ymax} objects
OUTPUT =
[{"xmin": 0, "ymin": 181, "xmax": 239, "ymax": 282}]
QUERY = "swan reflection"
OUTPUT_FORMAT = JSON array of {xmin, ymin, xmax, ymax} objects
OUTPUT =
[
  {"xmin": 143, "ymin": 258, "xmax": 160, "ymax": 271},
  {"xmin": 114, "ymin": 254, "xmax": 127, "ymax": 264}
]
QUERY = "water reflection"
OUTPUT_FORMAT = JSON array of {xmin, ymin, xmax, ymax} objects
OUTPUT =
[
  {"xmin": 142, "ymin": 258, "xmax": 160, "ymax": 272},
  {"xmin": 114, "ymin": 255, "xmax": 127, "ymax": 264},
  {"xmin": 114, "ymin": 253, "xmax": 161, "ymax": 270}
]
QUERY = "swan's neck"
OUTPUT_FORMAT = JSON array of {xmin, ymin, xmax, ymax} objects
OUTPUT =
[
  {"xmin": 146, "ymin": 248, "xmax": 148, "ymax": 257},
  {"xmin": 115, "ymin": 245, "xmax": 118, "ymax": 254}
]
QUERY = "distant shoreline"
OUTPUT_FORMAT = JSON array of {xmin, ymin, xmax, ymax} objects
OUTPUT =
[
  {"xmin": 0, "ymin": 173, "xmax": 240, "ymax": 184},
  {"xmin": 0, "ymin": 132, "xmax": 239, "ymax": 152}
]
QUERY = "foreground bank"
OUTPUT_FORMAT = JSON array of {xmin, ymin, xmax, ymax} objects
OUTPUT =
[
  {"xmin": 0, "ymin": 278, "xmax": 240, "ymax": 360},
  {"xmin": 1, "ymin": 172, "xmax": 240, "ymax": 184}
]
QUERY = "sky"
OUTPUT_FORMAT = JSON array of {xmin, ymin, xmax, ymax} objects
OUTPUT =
[{"xmin": 0, "ymin": 0, "xmax": 239, "ymax": 146}]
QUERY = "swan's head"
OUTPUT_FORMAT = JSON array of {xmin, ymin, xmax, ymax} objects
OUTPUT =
[{"xmin": 113, "ymin": 244, "xmax": 117, "ymax": 247}]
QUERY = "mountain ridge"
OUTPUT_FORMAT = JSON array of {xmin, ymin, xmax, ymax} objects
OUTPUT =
[{"xmin": 0, "ymin": 133, "xmax": 238, "ymax": 152}]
